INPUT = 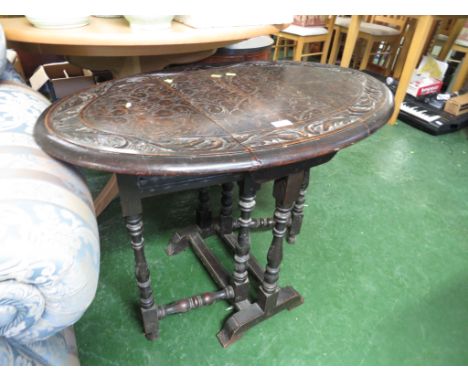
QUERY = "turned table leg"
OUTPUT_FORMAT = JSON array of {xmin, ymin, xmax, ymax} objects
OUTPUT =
[
  {"xmin": 219, "ymin": 182, "xmax": 235, "ymax": 235},
  {"xmin": 258, "ymin": 172, "xmax": 305, "ymax": 313},
  {"xmin": 196, "ymin": 188, "xmax": 212, "ymax": 232},
  {"xmin": 287, "ymin": 169, "xmax": 310, "ymax": 244},
  {"xmin": 217, "ymin": 172, "xmax": 305, "ymax": 347},
  {"xmin": 232, "ymin": 178, "xmax": 257, "ymax": 303},
  {"xmin": 117, "ymin": 175, "xmax": 159, "ymax": 340}
]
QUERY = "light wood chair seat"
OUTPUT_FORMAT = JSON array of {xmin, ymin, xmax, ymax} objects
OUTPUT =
[
  {"xmin": 335, "ymin": 17, "xmax": 400, "ymax": 37},
  {"xmin": 455, "ymin": 38, "xmax": 468, "ymax": 48},
  {"xmin": 437, "ymin": 33, "xmax": 449, "ymax": 42},
  {"xmin": 280, "ymin": 25, "xmax": 328, "ymax": 37}
]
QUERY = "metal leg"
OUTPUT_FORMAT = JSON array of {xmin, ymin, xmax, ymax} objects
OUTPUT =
[{"xmin": 287, "ymin": 169, "xmax": 310, "ymax": 244}]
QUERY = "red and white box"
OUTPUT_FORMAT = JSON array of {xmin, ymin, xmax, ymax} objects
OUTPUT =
[
  {"xmin": 407, "ymin": 76, "xmax": 443, "ymax": 97},
  {"xmin": 406, "ymin": 55, "xmax": 448, "ymax": 98}
]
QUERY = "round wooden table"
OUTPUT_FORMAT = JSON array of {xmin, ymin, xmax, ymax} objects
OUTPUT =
[
  {"xmin": 2, "ymin": 16, "xmax": 285, "ymax": 214},
  {"xmin": 1, "ymin": 16, "xmax": 283, "ymax": 76},
  {"xmin": 35, "ymin": 61, "xmax": 393, "ymax": 347}
]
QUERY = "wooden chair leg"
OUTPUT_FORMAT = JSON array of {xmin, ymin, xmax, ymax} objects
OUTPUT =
[
  {"xmin": 293, "ymin": 39, "xmax": 305, "ymax": 62},
  {"xmin": 93, "ymin": 174, "xmax": 119, "ymax": 216},
  {"xmin": 321, "ymin": 34, "xmax": 333, "ymax": 64},
  {"xmin": 283, "ymin": 38, "xmax": 290, "ymax": 59},
  {"xmin": 450, "ymin": 51, "xmax": 468, "ymax": 92},
  {"xmin": 273, "ymin": 35, "xmax": 281, "ymax": 61},
  {"xmin": 321, "ymin": 16, "xmax": 337, "ymax": 64},
  {"xmin": 393, "ymin": 18, "xmax": 417, "ymax": 80},
  {"xmin": 384, "ymin": 41, "xmax": 400, "ymax": 76},
  {"xmin": 341, "ymin": 16, "xmax": 362, "ymax": 68},
  {"xmin": 359, "ymin": 39, "xmax": 373, "ymax": 71},
  {"xmin": 438, "ymin": 18, "xmax": 466, "ymax": 61},
  {"xmin": 328, "ymin": 26, "xmax": 341, "ymax": 64},
  {"xmin": 389, "ymin": 16, "xmax": 435, "ymax": 124}
]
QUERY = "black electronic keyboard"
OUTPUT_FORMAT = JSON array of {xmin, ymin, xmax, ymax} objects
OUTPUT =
[
  {"xmin": 398, "ymin": 96, "xmax": 468, "ymax": 135},
  {"xmin": 364, "ymin": 70, "xmax": 468, "ymax": 135}
]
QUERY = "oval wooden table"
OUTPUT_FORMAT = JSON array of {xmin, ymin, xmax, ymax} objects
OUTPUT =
[{"xmin": 35, "ymin": 61, "xmax": 393, "ymax": 347}]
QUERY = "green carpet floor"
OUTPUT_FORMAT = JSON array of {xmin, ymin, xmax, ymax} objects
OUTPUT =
[{"xmin": 75, "ymin": 120, "xmax": 468, "ymax": 365}]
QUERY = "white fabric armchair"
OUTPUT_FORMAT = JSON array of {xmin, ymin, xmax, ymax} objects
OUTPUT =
[{"xmin": 0, "ymin": 25, "xmax": 100, "ymax": 365}]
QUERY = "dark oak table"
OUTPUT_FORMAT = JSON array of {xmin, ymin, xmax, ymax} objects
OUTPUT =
[{"xmin": 35, "ymin": 61, "xmax": 393, "ymax": 347}]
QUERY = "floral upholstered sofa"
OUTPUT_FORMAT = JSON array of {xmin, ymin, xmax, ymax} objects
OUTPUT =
[{"xmin": 0, "ymin": 25, "xmax": 100, "ymax": 365}]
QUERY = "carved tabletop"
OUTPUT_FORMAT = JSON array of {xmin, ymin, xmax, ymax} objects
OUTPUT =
[{"xmin": 35, "ymin": 61, "xmax": 394, "ymax": 176}]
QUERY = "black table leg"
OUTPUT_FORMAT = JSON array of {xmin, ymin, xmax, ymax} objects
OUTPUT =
[
  {"xmin": 219, "ymin": 182, "xmax": 235, "ymax": 235},
  {"xmin": 217, "ymin": 172, "xmax": 305, "ymax": 347},
  {"xmin": 287, "ymin": 169, "xmax": 310, "ymax": 244},
  {"xmin": 257, "ymin": 172, "xmax": 305, "ymax": 313},
  {"xmin": 196, "ymin": 188, "xmax": 212, "ymax": 232},
  {"xmin": 231, "ymin": 177, "xmax": 257, "ymax": 303},
  {"xmin": 118, "ymin": 175, "xmax": 159, "ymax": 340},
  {"xmin": 125, "ymin": 214, "xmax": 159, "ymax": 340}
]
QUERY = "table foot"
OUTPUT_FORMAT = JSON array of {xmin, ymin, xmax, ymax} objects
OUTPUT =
[
  {"xmin": 141, "ymin": 305, "xmax": 159, "ymax": 340},
  {"xmin": 217, "ymin": 286, "xmax": 303, "ymax": 348},
  {"xmin": 166, "ymin": 225, "xmax": 207, "ymax": 256}
]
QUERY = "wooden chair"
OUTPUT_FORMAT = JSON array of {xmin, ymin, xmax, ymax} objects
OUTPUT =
[
  {"xmin": 441, "ymin": 20, "xmax": 468, "ymax": 92},
  {"xmin": 272, "ymin": 16, "xmax": 336, "ymax": 63},
  {"xmin": 329, "ymin": 15, "xmax": 408, "ymax": 73},
  {"xmin": 449, "ymin": 43, "xmax": 468, "ymax": 92},
  {"xmin": 426, "ymin": 17, "xmax": 459, "ymax": 56}
]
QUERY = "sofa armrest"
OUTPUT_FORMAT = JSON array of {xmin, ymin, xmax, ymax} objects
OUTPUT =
[{"xmin": 0, "ymin": 80, "xmax": 100, "ymax": 344}]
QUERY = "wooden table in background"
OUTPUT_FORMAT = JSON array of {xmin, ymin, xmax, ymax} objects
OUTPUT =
[
  {"xmin": 1, "ymin": 16, "xmax": 283, "ymax": 215},
  {"xmin": 1, "ymin": 16, "xmax": 283, "ymax": 77}
]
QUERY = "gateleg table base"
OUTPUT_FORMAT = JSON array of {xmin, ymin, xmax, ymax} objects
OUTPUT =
[
  {"xmin": 167, "ymin": 221, "xmax": 304, "ymax": 347},
  {"xmin": 116, "ymin": 156, "xmax": 334, "ymax": 348}
]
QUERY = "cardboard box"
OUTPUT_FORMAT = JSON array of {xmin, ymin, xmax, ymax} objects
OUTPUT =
[
  {"xmin": 444, "ymin": 93, "xmax": 468, "ymax": 116},
  {"xmin": 407, "ymin": 56, "xmax": 448, "ymax": 98},
  {"xmin": 29, "ymin": 61, "xmax": 95, "ymax": 100}
]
